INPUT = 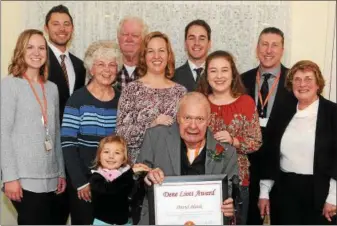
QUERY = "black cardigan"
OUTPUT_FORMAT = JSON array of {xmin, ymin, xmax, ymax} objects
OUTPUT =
[
  {"xmin": 263, "ymin": 95, "xmax": 337, "ymax": 211},
  {"xmin": 89, "ymin": 168, "xmax": 135, "ymax": 225}
]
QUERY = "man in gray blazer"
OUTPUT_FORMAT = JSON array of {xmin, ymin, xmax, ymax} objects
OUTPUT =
[{"xmin": 136, "ymin": 92, "xmax": 238, "ymax": 225}]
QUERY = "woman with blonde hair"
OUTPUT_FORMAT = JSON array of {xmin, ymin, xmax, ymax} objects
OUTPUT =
[
  {"xmin": 1, "ymin": 29, "xmax": 66, "ymax": 224},
  {"xmin": 61, "ymin": 40, "xmax": 122, "ymax": 224},
  {"xmin": 117, "ymin": 31, "xmax": 187, "ymax": 163}
]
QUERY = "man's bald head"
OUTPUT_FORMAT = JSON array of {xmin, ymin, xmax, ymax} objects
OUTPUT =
[
  {"xmin": 177, "ymin": 92, "xmax": 211, "ymax": 118},
  {"xmin": 177, "ymin": 92, "xmax": 211, "ymax": 148}
]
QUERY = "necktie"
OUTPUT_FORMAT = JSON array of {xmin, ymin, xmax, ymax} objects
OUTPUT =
[
  {"xmin": 60, "ymin": 54, "xmax": 69, "ymax": 88},
  {"xmin": 257, "ymin": 73, "xmax": 272, "ymax": 118},
  {"xmin": 194, "ymin": 67, "xmax": 203, "ymax": 82},
  {"xmin": 187, "ymin": 148, "xmax": 198, "ymax": 164},
  {"xmin": 186, "ymin": 140, "xmax": 204, "ymax": 164}
]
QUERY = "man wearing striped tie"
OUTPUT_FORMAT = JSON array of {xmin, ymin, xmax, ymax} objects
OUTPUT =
[
  {"xmin": 44, "ymin": 4, "xmax": 86, "ymax": 123},
  {"xmin": 44, "ymin": 4, "xmax": 86, "ymax": 225}
]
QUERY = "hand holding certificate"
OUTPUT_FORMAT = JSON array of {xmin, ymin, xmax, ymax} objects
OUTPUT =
[{"xmin": 145, "ymin": 170, "xmax": 234, "ymax": 225}]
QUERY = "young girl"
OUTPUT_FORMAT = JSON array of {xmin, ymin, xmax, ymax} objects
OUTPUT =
[{"xmin": 89, "ymin": 135, "xmax": 150, "ymax": 225}]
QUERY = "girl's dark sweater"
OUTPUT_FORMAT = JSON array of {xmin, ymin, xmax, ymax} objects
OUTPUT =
[{"xmin": 89, "ymin": 168, "xmax": 135, "ymax": 225}]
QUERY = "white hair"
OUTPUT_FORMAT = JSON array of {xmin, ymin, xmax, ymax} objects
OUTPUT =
[
  {"xmin": 177, "ymin": 92, "xmax": 211, "ymax": 117},
  {"xmin": 83, "ymin": 40, "xmax": 122, "ymax": 79},
  {"xmin": 117, "ymin": 16, "xmax": 148, "ymax": 38}
]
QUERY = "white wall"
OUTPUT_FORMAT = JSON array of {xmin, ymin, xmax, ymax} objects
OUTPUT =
[
  {"xmin": 1, "ymin": 2, "xmax": 24, "ymax": 78},
  {"xmin": 1, "ymin": 1, "xmax": 336, "ymax": 225},
  {"xmin": 1, "ymin": 2, "xmax": 24, "ymax": 224},
  {"xmin": 330, "ymin": 28, "xmax": 336, "ymax": 102},
  {"xmin": 289, "ymin": 1, "xmax": 336, "ymax": 98}
]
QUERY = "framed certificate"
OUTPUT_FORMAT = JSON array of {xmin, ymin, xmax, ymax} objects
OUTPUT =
[{"xmin": 148, "ymin": 174, "xmax": 228, "ymax": 225}]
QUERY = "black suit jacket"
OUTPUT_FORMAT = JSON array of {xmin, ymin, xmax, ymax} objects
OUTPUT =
[
  {"xmin": 172, "ymin": 61, "xmax": 196, "ymax": 92},
  {"xmin": 264, "ymin": 95, "xmax": 337, "ymax": 210},
  {"xmin": 241, "ymin": 64, "xmax": 297, "ymax": 176},
  {"xmin": 48, "ymin": 47, "xmax": 86, "ymax": 123}
]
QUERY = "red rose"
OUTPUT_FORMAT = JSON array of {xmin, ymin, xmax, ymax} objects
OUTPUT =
[{"xmin": 215, "ymin": 143, "xmax": 225, "ymax": 155}]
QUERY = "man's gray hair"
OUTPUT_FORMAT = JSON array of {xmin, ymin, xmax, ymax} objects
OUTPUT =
[
  {"xmin": 83, "ymin": 40, "xmax": 123, "ymax": 79},
  {"xmin": 177, "ymin": 92, "xmax": 211, "ymax": 117},
  {"xmin": 117, "ymin": 16, "xmax": 149, "ymax": 38}
]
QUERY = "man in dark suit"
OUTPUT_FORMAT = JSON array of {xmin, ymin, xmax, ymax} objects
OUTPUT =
[
  {"xmin": 241, "ymin": 27, "xmax": 294, "ymax": 225},
  {"xmin": 172, "ymin": 19, "xmax": 211, "ymax": 92},
  {"xmin": 44, "ymin": 5, "xmax": 86, "ymax": 123},
  {"xmin": 44, "ymin": 5, "xmax": 86, "ymax": 224},
  {"xmin": 116, "ymin": 16, "xmax": 148, "ymax": 91},
  {"xmin": 136, "ymin": 92, "xmax": 238, "ymax": 225}
]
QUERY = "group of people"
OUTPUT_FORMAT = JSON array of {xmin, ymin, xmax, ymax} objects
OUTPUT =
[{"xmin": 1, "ymin": 3, "xmax": 336, "ymax": 226}]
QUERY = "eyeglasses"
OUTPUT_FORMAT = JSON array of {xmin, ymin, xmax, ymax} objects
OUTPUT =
[
  {"xmin": 180, "ymin": 116, "xmax": 207, "ymax": 125},
  {"xmin": 94, "ymin": 62, "xmax": 117, "ymax": 70},
  {"xmin": 121, "ymin": 33, "xmax": 141, "ymax": 39},
  {"xmin": 292, "ymin": 76, "xmax": 315, "ymax": 86}
]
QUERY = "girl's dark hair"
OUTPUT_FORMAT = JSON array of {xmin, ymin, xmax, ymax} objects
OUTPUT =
[{"xmin": 197, "ymin": 50, "xmax": 246, "ymax": 98}]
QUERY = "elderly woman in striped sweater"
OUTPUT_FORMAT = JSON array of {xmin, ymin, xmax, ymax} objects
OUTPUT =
[{"xmin": 61, "ymin": 40, "xmax": 122, "ymax": 224}]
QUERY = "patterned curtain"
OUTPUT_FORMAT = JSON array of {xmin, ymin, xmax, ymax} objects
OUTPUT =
[{"xmin": 23, "ymin": 1, "xmax": 291, "ymax": 73}]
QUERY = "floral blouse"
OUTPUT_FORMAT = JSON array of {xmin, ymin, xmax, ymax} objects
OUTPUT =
[
  {"xmin": 208, "ymin": 94, "xmax": 262, "ymax": 186},
  {"xmin": 116, "ymin": 80, "xmax": 187, "ymax": 163}
]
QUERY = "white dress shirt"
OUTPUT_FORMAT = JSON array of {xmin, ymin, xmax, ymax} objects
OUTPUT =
[
  {"xmin": 48, "ymin": 43, "xmax": 76, "ymax": 95},
  {"xmin": 124, "ymin": 64, "xmax": 136, "ymax": 77},
  {"xmin": 255, "ymin": 66, "xmax": 281, "ymax": 118},
  {"xmin": 187, "ymin": 143, "xmax": 205, "ymax": 164},
  {"xmin": 259, "ymin": 99, "xmax": 336, "ymax": 205},
  {"xmin": 188, "ymin": 60, "xmax": 205, "ymax": 81}
]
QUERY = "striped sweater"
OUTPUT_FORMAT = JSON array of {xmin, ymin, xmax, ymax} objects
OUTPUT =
[{"xmin": 61, "ymin": 86, "xmax": 120, "ymax": 189}]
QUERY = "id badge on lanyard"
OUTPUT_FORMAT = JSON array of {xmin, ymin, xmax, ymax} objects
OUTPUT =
[
  {"xmin": 23, "ymin": 74, "xmax": 52, "ymax": 151},
  {"xmin": 259, "ymin": 117, "xmax": 269, "ymax": 127},
  {"xmin": 44, "ymin": 127, "xmax": 53, "ymax": 151},
  {"xmin": 256, "ymin": 71, "xmax": 280, "ymax": 127}
]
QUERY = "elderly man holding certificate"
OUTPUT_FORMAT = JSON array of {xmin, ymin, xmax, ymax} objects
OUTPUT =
[{"xmin": 136, "ymin": 92, "xmax": 239, "ymax": 225}]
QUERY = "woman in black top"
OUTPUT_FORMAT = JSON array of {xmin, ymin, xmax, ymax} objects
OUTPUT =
[{"xmin": 258, "ymin": 60, "xmax": 337, "ymax": 224}]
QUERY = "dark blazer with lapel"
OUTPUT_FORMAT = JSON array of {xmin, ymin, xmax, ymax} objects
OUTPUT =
[
  {"xmin": 172, "ymin": 61, "xmax": 197, "ymax": 92},
  {"xmin": 241, "ymin": 64, "xmax": 297, "ymax": 176},
  {"xmin": 48, "ymin": 47, "xmax": 86, "ymax": 123},
  {"xmin": 264, "ymin": 95, "xmax": 337, "ymax": 211},
  {"xmin": 136, "ymin": 123, "xmax": 239, "ymax": 225}
]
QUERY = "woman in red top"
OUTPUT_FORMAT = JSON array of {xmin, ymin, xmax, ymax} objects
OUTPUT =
[{"xmin": 198, "ymin": 50, "xmax": 262, "ymax": 224}]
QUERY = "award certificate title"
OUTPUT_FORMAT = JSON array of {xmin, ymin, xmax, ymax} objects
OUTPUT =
[{"xmin": 152, "ymin": 175, "xmax": 227, "ymax": 225}]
